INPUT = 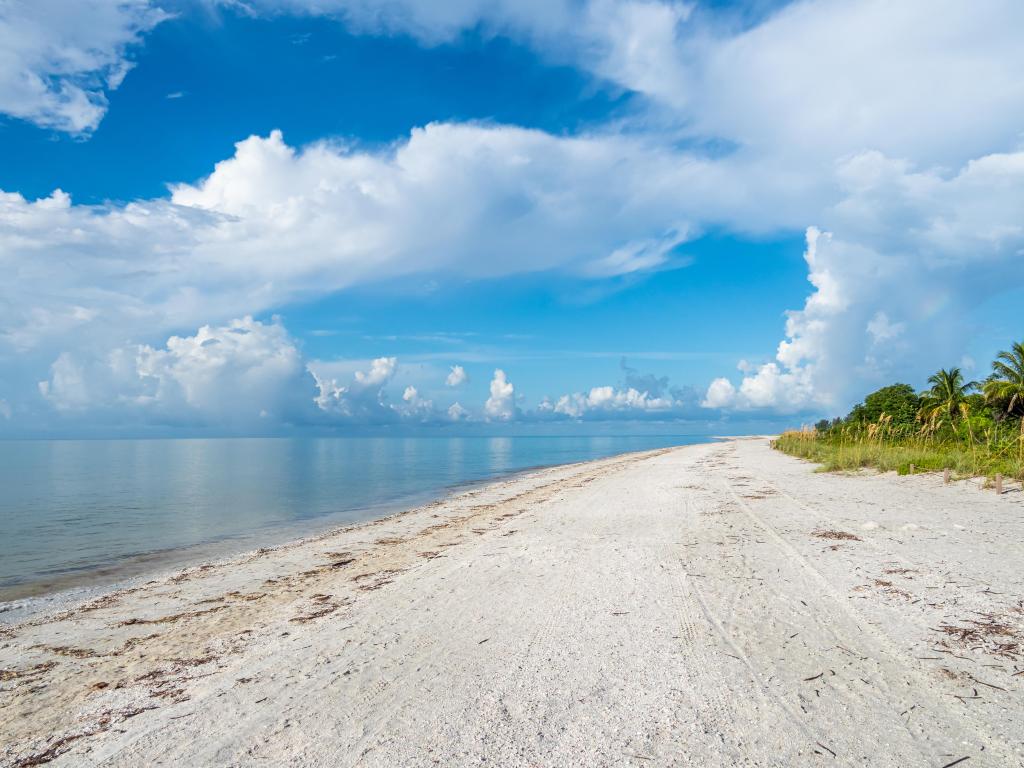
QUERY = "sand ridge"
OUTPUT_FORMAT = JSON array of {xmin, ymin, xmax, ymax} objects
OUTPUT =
[{"xmin": 1, "ymin": 438, "xmax": 1022, "ymax": 767}]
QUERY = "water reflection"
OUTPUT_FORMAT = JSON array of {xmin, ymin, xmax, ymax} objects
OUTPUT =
[{"xmin": 0, "ymin": 435, "xmax": 703, "ymax": 598}]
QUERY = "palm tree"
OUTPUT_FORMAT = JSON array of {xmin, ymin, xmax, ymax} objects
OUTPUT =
[
  {"xmin": 983, "ymin": 341, "xmax": 1024, "ymax": 418},
  {"xmin": 918, "ymin": 367, "xmax": 976, "ymax": 428}
]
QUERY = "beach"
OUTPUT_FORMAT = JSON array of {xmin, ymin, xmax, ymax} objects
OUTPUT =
[{"xmin": 2, "ymin": 436, "xmax": 1022, "ymax": 766}]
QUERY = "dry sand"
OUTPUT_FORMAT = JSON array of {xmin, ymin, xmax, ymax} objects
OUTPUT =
[{"xmin": 2, "ymin": 437, "xmax": 1023, "ymax": 767}]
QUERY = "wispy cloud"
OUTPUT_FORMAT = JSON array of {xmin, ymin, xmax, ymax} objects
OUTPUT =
[{"xmin": 0, "ymin": 0, "xmax": 167, "ymax": 133}]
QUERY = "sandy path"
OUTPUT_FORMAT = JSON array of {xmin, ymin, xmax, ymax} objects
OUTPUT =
[{"xmin": 2, "ymin": 439, "xmax": 1022, "ymax": 767}]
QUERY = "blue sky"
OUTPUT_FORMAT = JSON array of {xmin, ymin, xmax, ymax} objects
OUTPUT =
[{"xmin": 0, "ymin": 0, "xmax": 1022, "ymax": 436}]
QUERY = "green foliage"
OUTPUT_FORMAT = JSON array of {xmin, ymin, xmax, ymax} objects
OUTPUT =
[
  {"xmin": 917, "ymin": 367, "xmax": 976, "ymax": 428},
  {"xmin": 775, "ymin": 341, "xmax": 1024, "ymax": 482},
  {"xmin": 848, "ymin": 383, "xmax": 920, "ymax": 426},
  {"xmin": 774, "ymin": 428, "xmax": 1023, "ymax": 481},
  {"xmin": 983, "ymin": 341, "xmax": 1024, "ymax": 418}
]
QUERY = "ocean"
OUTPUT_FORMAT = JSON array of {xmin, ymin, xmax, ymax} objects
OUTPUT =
[{"xmin": 0, "ymin": 435, "xmax": 707, "ymax": 601}]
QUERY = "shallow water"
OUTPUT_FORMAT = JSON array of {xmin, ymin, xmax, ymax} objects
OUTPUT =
[{"xmin": 0, "ymin": 435, "xmax": 706, "ymax": 600}]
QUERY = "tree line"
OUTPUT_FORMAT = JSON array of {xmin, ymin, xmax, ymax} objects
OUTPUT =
[
  {"xmin": 776, "ymin": 340, "xmax": 1023, "ymax": 481},
  {"xmin": 815, "ymin": 341, "xmax": 1024, "ymax": 437}
]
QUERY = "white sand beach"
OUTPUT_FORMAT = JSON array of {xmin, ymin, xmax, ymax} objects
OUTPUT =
[{"xmin": 2, "ymin": 438, "xmax": 1022, "ymax": 767}]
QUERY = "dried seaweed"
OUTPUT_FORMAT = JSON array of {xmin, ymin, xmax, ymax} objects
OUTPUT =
[{"xmin": 811, "ymin": 529, "xmax": 861, "ymax": 541}]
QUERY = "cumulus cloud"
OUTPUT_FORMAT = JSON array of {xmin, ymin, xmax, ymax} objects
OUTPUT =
[
  {"xmin": 30, "ymin": 316, "xmax": 470, "ymax": 430},
  {"xmin": 37, "ymin": 316, "xmax": 314, "ymax": 426},
  {"xmin": 541, "ymin": 386, "xmax": 674, "ymax": 419},
  {"xmin": 400, "ymin": 385, "xmax": 434, "ymax": 417},
  {"xmin": 0, "ymin": 125, "xmax": 703, "ymax": 366},
  {"xmin": 537, "ymin": 363, "xmax": 705, "ymax": 421},
  {"xmin": 484, "ymin": 369, "xmax": 516, "ymax": 421},
  {"xmin": 447, "ymin": 401, "xmax": 468, "ymax": 421},
  {"xmin": 445, "ymin": 364, "xmax": 468, "ymax": 387},
  {"xmin": 0, "ymin": 0, "xmax": 166, "ymax": 133},
  {"xmin": 312, "ymin": 356, "xmax": 400, "ymax": 421},
  {"xmin": 701, "ymin": 377, "xmax": 735, "ymax": 410},
  {"xmin": 131, "ymin": 317, "xmax": 310, "ymax": 423},
  {"xmin": 704, "ymin": 149, "xmax": 1024, "ymax": 413}
]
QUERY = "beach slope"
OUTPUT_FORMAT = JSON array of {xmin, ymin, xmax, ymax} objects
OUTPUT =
[{"xmin": 2, "ymin": 438, "xmax": 1022, "ymax": 767}]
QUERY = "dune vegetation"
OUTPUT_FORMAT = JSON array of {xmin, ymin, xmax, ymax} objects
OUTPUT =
[{"xmin": 774, "ymin": 341, "xmax": 1024, "ymax": 482}]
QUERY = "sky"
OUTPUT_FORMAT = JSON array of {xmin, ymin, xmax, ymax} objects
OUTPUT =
[{"xmin": 0, "ymin": 0, "xmax": 1022, "ymax": 437}]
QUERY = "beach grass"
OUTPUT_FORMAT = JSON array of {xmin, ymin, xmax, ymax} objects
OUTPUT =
[{"xmin": 773, "ymin": 428, "xmax": 1024, "ymax": 481}]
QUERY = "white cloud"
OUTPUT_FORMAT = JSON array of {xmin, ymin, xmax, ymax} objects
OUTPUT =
[
  {"xmin": 689, "ymin": 0, "xmax": 1024, "ymax": 168},
  {"xmin": 312, "ymin": 356, "xmax": 399, "ymax": 420},
  {"xmin": 701, "ymin": 377, "xmax": 735, "ymax": 409},
  {"xmin": 704, "ymin": 148, "xmax": 1024, "ymax": 413},
  {"xmin": 37, "ymin": 316, "xmax": 314, "ymax": 426},
  {"xmin": 0, "ymin": 125, "xmax": 703, "ymax": 367},
  {"xmin": 484, "ymin": 369, "xmax": 516, "ymax": 421},
  {"xmin": 37, "ymin": 353, "xmax": 91, "ymax": 411},
  {"xmin": 0, "ymin": 0, "xmax": 167, "ymax": 133},
  {"xmin": 132, "ymin": 316, "xmax": 309, "ymax": 422},
  {"xmin": 400, "ymin": 384, "xmax": 433, "ymax": 416},
  {"xmin": 354, "ymin": 356, "xmax": 397, "ymax": 387},
  {"xmin": 544, "ymin": 385, "xmax": 674, "ymax": 418},
  {"xmin": 241, "ymin": 1, "xmax": 1024, "ymax": 169},
  {"xmin": 0, "ymin": 399, "xmax": 10, "ymax": 420},
  {"xmin": 30, "ymin": 317, "xmax": 474, "ymax": 429},
  {"xmin": 866, "ymin": 312, "xmax": 904, "ymax": 345},
  {"xmin": 445, "ymin": 364, "xmax": 468, "ymax": 387}
]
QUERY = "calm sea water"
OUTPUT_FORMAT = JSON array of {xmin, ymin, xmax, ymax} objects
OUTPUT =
[{"xmin": 0, "ymin": 435, "xmax": 705, "ymax": 601}]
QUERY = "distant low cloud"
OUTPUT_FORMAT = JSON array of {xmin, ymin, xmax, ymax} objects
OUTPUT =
[
  {"xmin": 484, "ymin": 369, "xmax": 516, "ymax": 421},
  {"xmin": 38, "ymin": 316, "xmax": 314, "ymax": 426},
  {"xmin": 537, "ymin": 365, "xmax": 705, "ymax": 422},
  {"xmin": 447, "ymin": 401, "xmax": 468, "ymax": 421},
  {"xmin": 312, "ymin": 356, "xmax": 399, "ymax": 421},
  {"xmin": 30, "ymin": 317, "xmax": 484, "ymax": 430},
  {"xmin": 445, "ymin": 364, "xmax": 468, "ymax": 387},
  {"xmin": 538, "ymin": 386, "xmax": 668, "ymax": 419}
]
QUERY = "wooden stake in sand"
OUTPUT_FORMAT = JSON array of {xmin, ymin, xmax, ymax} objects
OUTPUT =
[
  {"xmin": 943, "ymin": 468, "xmax": 950, "ymax": 484},
  {"xmin": 995, "ymin": 474, "xmax": 1003, "ymax": 495}
]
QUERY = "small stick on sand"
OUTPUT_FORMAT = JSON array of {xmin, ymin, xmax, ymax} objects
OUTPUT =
[{"xmin": 816, "ymin": 742, "xmax": 837, "ymax": 758}]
